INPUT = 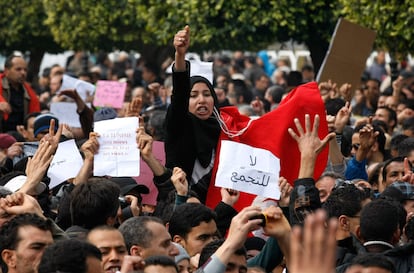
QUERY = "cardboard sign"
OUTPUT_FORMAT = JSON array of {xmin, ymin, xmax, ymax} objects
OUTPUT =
[
  {"xmin": 215, "ymin": 140, "xmax": 281, "ymax": 199},
  {"xmin": 93, "ymin": 80, "xmax": 127, "ymax": 109},
  {"xmin": 317, "ymin": 18, "xmax": 376, "ymax": 90}
]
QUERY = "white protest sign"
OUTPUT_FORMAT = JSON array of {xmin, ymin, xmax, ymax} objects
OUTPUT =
[
  {"xmin": 215, "ymin": 140, "xmax": 281, "ymax": 199},
  {"xmin": 166, "ymin": 59, "xmax": 213, "ymax": 84},
  {"xmin": 47, "ymin": 139, "xmax": 83, "ymax": 189},
  {"xmin": 58, "ymin": 74, "xmax": 95, "ymax": 102},
  {"xmin": 50, "ymin": 102, "xmax": 81, "ymax": 128},
  {"xmin": 93, "ymin": 117, "xmax": 140, "ymax": 177}
]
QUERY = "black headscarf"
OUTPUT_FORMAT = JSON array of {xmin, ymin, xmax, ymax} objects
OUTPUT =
[{"xmin": 189, "ymin": 76, "xmax": 221, "ymax": 168}]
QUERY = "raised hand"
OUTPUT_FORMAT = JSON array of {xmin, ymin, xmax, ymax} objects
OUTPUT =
[
  {"xmin": 289, "ymin": 210, "xmax": 337, "ymax": 273},
  {"xmin": 174, "ymin": 25, "xmax": 190, "ymax": 71},
  {"xmin": 288, "ymin": 114, "xmax": 335, "ymax": 159},
  {"xmin": 278, "ymin": 177, "xmax": 292, "ymax": 207},
  {"xmin": 338, "ymin": 83, "xmax": 353, "ymax": 102},
  {"xmin": 40, "ymin": 118, "xmax": 63, "ymax": 154},
  {"xmin": 81, "ymin": 132, "xmax": 100, "ymax": 161},
  {"xmin": 21, "ymin": 140, "xmax": 54, "ymax": 195},
  {"xmin": 401, "ymin": 157, "xmax": 414, "ymax": 184},
  {"xmin": 220, "ymin": 188, "xmax": 240, "ymax": 207},
  {"xmin": 334, "ymin": 101, "xmax": 352, "ymax": 134},
  {"xmin": 171, "ymin": 167, "xmax": 188, "ymax": 196},
  {"xmin": 288, "ymin": 114, "xmax": 335, "ymax": 178},
  {"xmin": 0, "ymin": 192, "xmax": 45, "ymax": 219},
  {"xmin": 125, "ymin": 96, "xmax": 143, "ymax": 117}
]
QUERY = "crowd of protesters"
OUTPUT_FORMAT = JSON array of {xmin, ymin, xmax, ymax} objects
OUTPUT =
[{"xmin": 0, "ymin": 25, "xmax": 414, "ymax": 273}]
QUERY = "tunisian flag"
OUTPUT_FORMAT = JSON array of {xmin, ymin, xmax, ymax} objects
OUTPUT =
[{"xmin": 206, "ymin": 82, "xmax": 329, "ymax": 211}]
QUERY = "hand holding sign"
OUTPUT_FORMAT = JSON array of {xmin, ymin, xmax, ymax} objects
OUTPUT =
[
  {"xmin": 81, "ymin": 132, "xmax": 100, "ymax": 161},
  {"xmin": 125, "ymin": 97, "xmax": 142, "ymax": 117}
]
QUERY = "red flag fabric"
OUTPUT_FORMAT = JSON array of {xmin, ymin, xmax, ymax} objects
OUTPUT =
[{"xmin": 206, "ymin": 82, "xmax": 328, "ymax": 211}]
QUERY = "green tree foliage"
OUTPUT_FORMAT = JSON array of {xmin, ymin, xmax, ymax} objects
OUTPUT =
[
  {"xmin": 339, "ymin": 0, "xmax": 414, "ymax": 58},
  {"xmin": 0, "ymin": 1, "xmax": 60, "ymax": 52},
  {"xmin": 135, "ymin": 0, "xmax": 339, "ymax": 71},
  {"xmin": 42, "ymin": 0, "xmax": 144, "ymax": 51},
  {"xmin": 4, "ymin": 0, "xmax": 414, "ymax": 73},
  {"xmin": 42, "ymin": 0, "xmax": 340, "ymax": 71},
  {"xmin": 0, "ymin": 1, "xmax": 61, "ymax": 76}
]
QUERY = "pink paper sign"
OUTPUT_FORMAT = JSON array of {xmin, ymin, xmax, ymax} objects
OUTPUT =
[{"xmin": 93, "ymin": 80, "xmax": 127, "ymax": 109}]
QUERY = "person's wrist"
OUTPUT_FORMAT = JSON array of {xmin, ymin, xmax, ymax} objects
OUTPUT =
[
  {"xmin": 176, "ymin": 188, "xmax": 188, "ymax": 196},
  {"xmin": 222, "ymin": 198, "xmax": 236, "ymax": 206}
]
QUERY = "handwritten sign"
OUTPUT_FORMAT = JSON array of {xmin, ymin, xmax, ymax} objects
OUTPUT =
[
  {"xmin": 58, "ymin": 74, "xmax": 95, "ymax": 102},
  {"xmin": 93, "ymin": 117, "xmax": 139, "ymax": 177},
  {"xmin": 215, "ymin": 140, "xmax": 281, "ymax": 199},
  {"xmin": 93, "ymin": 80, "xmax": 127, "ymax": 109},
  {"xmin": 47, "ymin": 139, "xmax": 84, "ymax": 189}
]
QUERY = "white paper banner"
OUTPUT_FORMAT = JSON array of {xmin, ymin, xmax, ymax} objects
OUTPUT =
[
  {"xmin": 47, "ymin": 139, "xmax": 83, "ymax": 189},
  {"xmin": 50, "ymin": 102, "xmax": 81, "ymax": 128},
  {"xmin": 58, "ymin": 74, "xmax": 95, "ymax": 102},
  {"xmin": 93, "ymin": 117, "xmax": 140, "ymax": 177},
  {"xmin": 215, "ymin": 140, "xmax": 281, "ymax": 199}
]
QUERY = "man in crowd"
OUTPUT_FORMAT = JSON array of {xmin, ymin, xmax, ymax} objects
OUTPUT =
[
  {"xmin": 0, "ymin": 214, "xmax": 54, "ymax": 273},
  {"xmin": 87, "ymin": 226, "xmax": 128, "ymax": 273},
  {"xmin": 0, "ymin": 55, "xmax": 40, "ymax": 132},
  {"xmin": 119, "ymin": 216, "xmax": 179, "ymax": 259}
]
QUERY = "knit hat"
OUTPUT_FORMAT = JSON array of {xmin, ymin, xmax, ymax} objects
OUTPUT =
[
  {"xmin": 94, "ymin": 107, "xmax": 117, "ymax": 122},
  {"xmin": 33, "ymin": 113, "xmax": 59, "ymax": 137},
  {"xmin": 0, "ymin": 133, "xmax": 16, "ymax": 149},
  {"xmin": 173, "ymin": 243, "xmax": 190, "ymax": 264}
]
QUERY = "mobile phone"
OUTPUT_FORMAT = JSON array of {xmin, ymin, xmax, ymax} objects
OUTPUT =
[{"xmin": 249, "ymin": 213, "xmax": 267, "ymax": 227}]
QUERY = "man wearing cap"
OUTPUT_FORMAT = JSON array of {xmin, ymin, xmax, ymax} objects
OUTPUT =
[
  {"xmin": 0, "ymin": 55, "xmax": 40, "ymax": 132},
  {"xmin": 33, "ymin": 113, "xmax": 59, "ymax": 140},
  {"xmin": 110, "ymin": 176, "xmax": 149, "ymax": 221},
  {"xmin": 0, "ymin": 133, "xmax": 17, "ymax": 173},
  {"xmin": 0, "ymin": 173, "xmax": 47, "ymax": 196},
  {"xmin": 389, "ymin": 181, "xmax": 414, "ymax": 214}
]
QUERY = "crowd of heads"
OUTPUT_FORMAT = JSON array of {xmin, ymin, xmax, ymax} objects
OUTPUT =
[{"xmin": 1, "ymin": 44, "xmax": 414, "ymax": 273}]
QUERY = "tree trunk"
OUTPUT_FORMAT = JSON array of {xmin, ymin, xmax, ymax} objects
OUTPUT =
[
  {"xmin": 27, "ymin": 48, "xmax": 45, "ymax": 86},
  {"xmin": 306, "ymin": 38, "xmax": 329, "ymax": 77},
  {"xmin": 140, "ymin": 44, "xmax": 175, "ymax": 68}
]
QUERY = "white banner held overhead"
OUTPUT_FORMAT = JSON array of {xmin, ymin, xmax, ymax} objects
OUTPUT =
[
  {"xmin": 215, "ymin": 140, "xmax": 281, "ymax": 199},
  {"xmin": 93, "ymin": 117, "xmax": 140, "ymax": 177}
]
